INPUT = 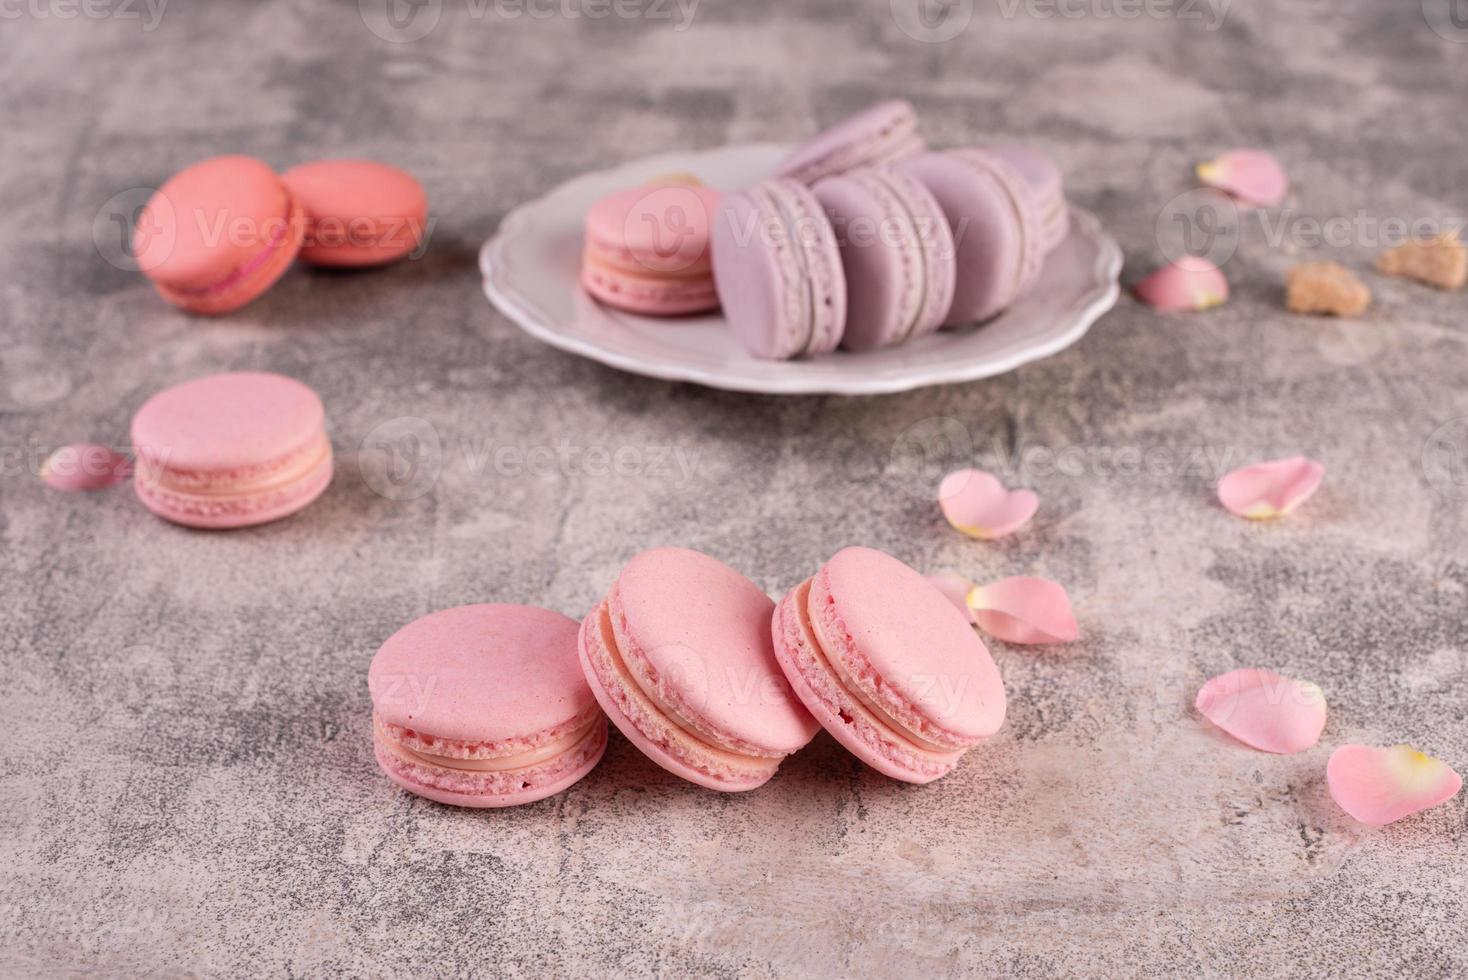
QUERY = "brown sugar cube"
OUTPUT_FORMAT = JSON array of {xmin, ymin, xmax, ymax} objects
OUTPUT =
[
  {"xmin": 1376, "ymin": 232, "xmax": 1468, "ymax": 290},
  {"xmin": 1285, "ymin": 261, "xmax": 1372, "ymax": 317}
]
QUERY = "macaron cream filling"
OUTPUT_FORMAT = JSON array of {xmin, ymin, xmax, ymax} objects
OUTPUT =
[
  {"xmin": 375, "ymin": 711, "xmax": 604, "ymax": 773},
  {"xmin": 775, "ymin": 580, "xmax": 963, "ymax": 780},
  {"xmin": 374, "ymin": 715, "xmax": 608, "ymax": 798},
  {"xmin": 808, "ymin": 567, "xmax": 986, "ymax": 752},
  {"xmin": 581, "ymin": 601, "xmax": 779, "ymax": 786},
  {"xmin": 951, "ymin": 150, "xmax": 1042, "ymax": 308},
  {"xmin": 847, "ymin": 168, "xmax": 927, "ymax": 344},
  {"xmin": 767, "ymin": 179, "xmax": 843, "ymax": 356},
  {"xmin": 135, "ymin": 430, "xmax": 332, "ymax": 495}
]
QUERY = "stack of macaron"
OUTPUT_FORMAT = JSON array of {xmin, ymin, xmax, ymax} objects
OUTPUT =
[
  {"xmin": 577, "ymin": 100, "xmax": 1070, "ymax": 360},
  {"xmin": 133, "ymin": 155, "xmax": 428, "ymax": 314},
  {"xmin": 367, "ymin": 545, "xmax": 1006, "ymax": 807},
  {"xmin": 580, "ymin": 173, "xmax": 722, "ymax": 316}
]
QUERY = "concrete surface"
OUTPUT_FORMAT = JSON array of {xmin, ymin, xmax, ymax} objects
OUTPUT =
[{"xmin": 3, "ymin": 2, "xmax": 1467, "ymax": 977}]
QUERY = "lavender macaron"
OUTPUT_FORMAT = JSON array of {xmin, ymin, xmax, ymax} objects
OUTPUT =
[
  {"xmin": 775, "ymin": 100, "xmax": 926, "ymax": 186},
  {"xmin": 899, "ymin": 149, "xmax": 1046, "ymax": 327},
  {"xmin": 813, "ymin": 166, "xmax": 955, "ymax": 351},
  {"xmin": 711, "ymin": 177, "xmax": 846, "ymax": 360},
  {"xmin": 981, "ymin": 144, "xmax": 1069, "ymax": 254}
]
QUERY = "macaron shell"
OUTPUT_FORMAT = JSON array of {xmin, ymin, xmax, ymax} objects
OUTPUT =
[
  {"xmin": 772, "ymin": 579, "xmax": 965, "ymax": 785},
  {"xmin": 283, "ymin": 159, "xmax": 428, "ymax": 267},
  {"xmin": 899, "ymin": 151, "xmax": 1040, "ymax": 326},
  {"xmin": 577, "ymin": 607, "xmax": 777, "ymax": 792},
  {"xmin": 875, "ymin": 166, "xmax": 956, "ymax": 339},
  {"xmin": 814, "ymin": 172, "xmax": 915, "ymax": 352},
  {"xmin": 612, "ymin": 547, "xmax": 819, "ymax": 755},
  {"xmin": 712, "ymin": 184, "xmax": 811, "ymax": 360},
  {"xmin": 369, "ymin": 604, "xmax": 596, "ymax": 744},
  {"xmin": 580, "ymin": 253, "xmax": 719, "ymax": 315},
  {"xmin": 764, "ymin": 178, "xmax": 846, "ymax": 357},
  {"xmin": 133, "ymin": 155, "xmax": 303, "ymax": 310},
  {"xmin": 776, "ymin": 99, "xmax": 925, "ymax": 185},
  {"xmin": 952, "ymin": 148, "xmax": 1047, "ymax": 302},
  {"xmin": 374, "ymin": 719, "xmax": 607, "ymax": 808},
  {"xmin": 980, "ymin": 144, "xmax": 1069, "ymax": 253},
  {"xmin": 130, "ymin": 371, "xmax": 326, "ymax": 473},
  {"xmin": 584, "ymin": 183, "xmax": 720, "ymax": 275},
  {"xmin": 816, "ymin": 546, "xmax": 1006, "ymax": 742}
]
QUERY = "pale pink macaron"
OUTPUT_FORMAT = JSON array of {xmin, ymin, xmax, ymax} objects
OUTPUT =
[
  {"xmin": 578, "ymin": 547, "xmax": 820, "ymax": 791},
  {"xmin": 370, "ymin": 604, "xmax": 608, "ymax": 808},
  {"xmin": 132, "ymin": 155, "xmax": 305, "ymax": 315},
  {"xmin": 282, "ymin": 159, "xmax": 429, "ymax": 267},
  {"xmin": 772, "ymin": 546, "xmax": 1007, "ymax": 784},
  {"xmin": 581, "ymin": 181, "xmax": 722, "ymax": 315},
  {"xmin": 130, "ymin": 371, "xmax": 332, "ymax": 529}
]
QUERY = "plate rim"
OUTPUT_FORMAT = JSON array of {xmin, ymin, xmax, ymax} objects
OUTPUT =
[{"xmin": 479, "ymin": 143, "xmax": 1122, "ymax": 396}]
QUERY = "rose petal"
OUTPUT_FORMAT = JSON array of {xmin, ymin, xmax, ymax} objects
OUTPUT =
[
  {"xmin": 966, "ymin": 576, "xmax": 1078, "ymax": 645},
  {"xmin": 1133, "ymin": 257, "xmax": 1229, "ymax": 312},
  {"xmin": 1196, "ymin": 149, "xmax": 1289, "ymax": 208},
  {"xmin": 38, "ymin": 444, "xmax": 131, "ymax": 492},
  {"xmin": 1217, "ymin": 456, "xmax": 1324, "ymax": 520},
  {"xmin": 1195, "ymin": 668, "xmax": 1326, "ymax": 754},
  {"xmin": 938, "ymin": 469, "xmax": 1038, "ymax": 540},
  {"xmin": 927, "ymin": 573, "xmax": 977, "ymax": 624},
  {"xmin": 1327, "ymin": 744, "xmax": 1463, "ymax": 827}
]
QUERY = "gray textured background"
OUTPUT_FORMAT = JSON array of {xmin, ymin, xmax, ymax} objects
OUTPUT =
[{"xmin": 4, "ymin": 1, "xmax": 1467, "ymax": 977}]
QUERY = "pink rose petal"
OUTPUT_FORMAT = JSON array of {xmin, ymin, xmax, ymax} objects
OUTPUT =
[
  {"xmin": 966, "ymin": 576, "xmax": 1078, "ymax": 645},
  {"xmin": 38, "ymin": 444, "xmax": 131, "ymax": 492},
  {"xmin": 1133, "ymin": 257, "xmax": 1229, "ymax": 312},
  {"xmin": 938, "ymin": 469, "xmax": 1038, "ymax": 540},
  {"xmin": 1217, "ymin": 456, "xmax": 1324, "ymax": 520},
  {"xmin": 927, "ymin": 573, "xmax": 977, "ymax": 624},
  {"xmin": 1327, "ymin": 744, "xmax": 1462, "ymax": 827},
  {"xmin": 1194, "ymin": 668, "xmax": 1326, "ymax": 754},
  {"xmin": 1197, "ymin": 149, "xmax": 1289, "ymax": 208}
]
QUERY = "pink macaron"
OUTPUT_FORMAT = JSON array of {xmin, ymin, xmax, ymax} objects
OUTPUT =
[
  {"xmin": 130, "ymin": 371, "xmax": 332, "ymax": 529},
  {"xmin": 710, "ymin": 177, "xmax": 847, "ymax": 360},
  {"xmin": 370, "ymin": 604, "xmax": 608, "ymax": 808},
  {"xmin": 132, "ymin": 155, "xmax": 304, "ymax": 315},
  {"xmin": 578, "ymin": 547, "xmax": 820, "ymax": 791},
  {"xmin": 813, "ymin": 165, "xmax": 956, "ymax": 351},
  {"xmin": 282, "ymin": 159, "xmax": 429, "ymax": 267},
  {"xmin": 981, "ymin": 144, "xmax": 1069, "ymax": 254},
  {"xmin": 581, "ymin": 180, "xmax": 722, "ymax": 315},
  {"xmin": 772, "ymin": 547, "xmax": 1007, "ymax": 784},
  {"xmin": 775, "ymin": 99, "xmax": 926, "ymax": 186},
  {"xmin": 899, "ymin": 148, "xmax": 1046, "ymax": 327}
]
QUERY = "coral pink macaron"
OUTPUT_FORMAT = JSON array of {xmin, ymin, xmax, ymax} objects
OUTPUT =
[
  {"xmin": 132, "ymin": 155, "xmax": 304, "ymax": 315},
  {"xmin": 130, "ymin": 371, "xmax": 332, "ymax": 529},
  {"xmin": 370, "ymin": 604, "xmax": 608, "ymax": 808},
  {"xmin": 578, "ymin": 547, "xmax": 820, "ymax": 791},
  {"xmin": 581, "ymin": 181, "xmax": 722, "ymax": 315},
  {"xmin": 282, "ymin": 159, "xmax": 429, "ymax": 267},
  {"xmin": 773, "ymin": 546, "xmax": 1007, "ymax": 784}
]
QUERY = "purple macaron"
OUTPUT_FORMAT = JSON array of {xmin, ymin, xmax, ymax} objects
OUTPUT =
[
  {"xmin": 813, "ymin": 166, "xmax": 955, "ymax": 351},
  {"xmin": 981, "ymin": 144, "xmax": 1069, "ymax": 254},
  {"xmin": 899, "ymin": 149, "xmax": 1046, "ymax": 327},
  {"xmin": 775, "ymin": 100, "xmax": 926, "ymax": 187},
  {"xmin": 711, "ymin": 177, "xmax": 846, "ymax": 360}
]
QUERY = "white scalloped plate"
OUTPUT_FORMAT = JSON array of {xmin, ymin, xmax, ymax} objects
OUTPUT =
[{"xmin": 479, "ymin": 143, "xmax": 1121, "ymax": 395}]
